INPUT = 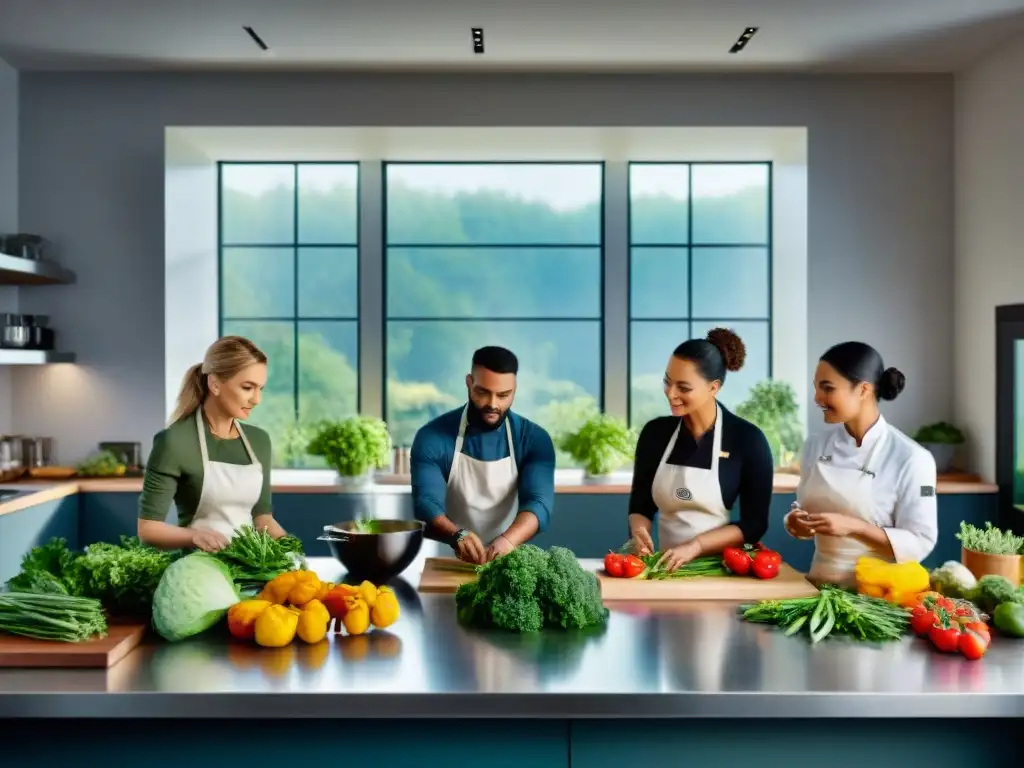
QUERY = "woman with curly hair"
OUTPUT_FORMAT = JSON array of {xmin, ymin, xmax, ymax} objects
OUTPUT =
[{"xmin": 626, "ymin": 328, "xmax": 775, "ymax": 572}]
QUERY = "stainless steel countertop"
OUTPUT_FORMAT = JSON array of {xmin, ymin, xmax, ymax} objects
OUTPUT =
[{"xmin": 1, "ymin": 556, "xmax": 1022, "ymax": 719}]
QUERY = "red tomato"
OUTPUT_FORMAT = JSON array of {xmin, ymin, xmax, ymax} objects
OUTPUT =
[
  {"xmin": 603, "ymin": 553, "xmax": 625, "ymax": 578},
  {"xmin": 759, "ymin": 550, "xmax": 783, "ymax": 566},
  {"xmin": 954, "ymin": 604, "xmax": 974, "ymax": 617},
  {"xmin": 911, "ymin": 603, "xmax": 930, "ymax": 618},
  {"xmin": 621, "ymin": 554, "xmax": 645, "ymax": 579},
  {"xmin": 911, "ymin": 610, "xmax": 938, "ymax": 636},
  {"xmin": 751, "ymin": 552, "xmax": 780, "ymax": 580},
  {"xmin": 935, "ymin": 597, "xmax": 956, "ymax": 612},
  {"xmin": 958, "ymin": 630, "xmax": 987, "ymax": 660},
  {"xmin": 929, "ymin": 625, "xmax": 962, "ymax": 653},
  {"xmin": 722, "ymin": 547, "xmax": 751, "ymax": 576}
]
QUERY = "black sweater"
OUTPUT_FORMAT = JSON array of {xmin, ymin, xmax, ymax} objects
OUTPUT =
[{"xmin": 628, "ymin": 404, "xmax": 775, "ymax": 544}]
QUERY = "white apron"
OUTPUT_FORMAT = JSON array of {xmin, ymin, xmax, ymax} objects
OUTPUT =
[
  {"xmin": 444, "ymin": 405, "xmax": 519, "ymax": 544},
  {"xmin": 802, "ymin": 429, "xmax": 889, "ymax": 586},
  {"xmin": 189, "ymin": 410, "xmax": 264, "ymax": 540},
  {"xmin": 652, "ymin": 403, "xmax": 729, "ymax": 550}
]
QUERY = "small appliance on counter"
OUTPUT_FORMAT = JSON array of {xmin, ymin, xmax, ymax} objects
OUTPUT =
[{"xmin": 1, "ymin": 314, "xmax": 55, "ymax": 350}]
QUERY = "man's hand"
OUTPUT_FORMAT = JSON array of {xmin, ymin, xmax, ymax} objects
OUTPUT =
[
  {"xmin": 655, "ymin": 540, "xmax": 702, "ymax": 573},
  {"xmin": 803, "ymin": 512, "xmax": 863, "ymax": 538},
  {"xmin": 485, "ymin": 534, "xmax": 515, "ymax": 562},
  {"xmin": 191, "ymin": 528, "xmax": 229, "ymax": 553},
  {"xmin": 455, "ymin": 531, "xmax": 487, "ymax": 564}
]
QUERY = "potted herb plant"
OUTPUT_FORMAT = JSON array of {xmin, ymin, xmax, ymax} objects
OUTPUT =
[
  {"xmin": 734, "ymin": 379, "xmax": 803, "ymax": 471},
  {"xmin": 912, "ymin": 421, "xmax": 965, "ymax": 474},
  {"xmin": 556, "ymin": 413, "xmax": 638, "ymax": 483},
  {"xmin": 306, "ymin": 416, "xmax": 393, "ymax": 488},
  {"xmin": 956, "ymin": 521, "xmax": 1024, "ymax": 587}
]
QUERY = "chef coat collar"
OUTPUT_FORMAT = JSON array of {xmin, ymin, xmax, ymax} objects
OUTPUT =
[{"xmin": 837, "ymin": 413, "xmax": 888, "ymax": 451}]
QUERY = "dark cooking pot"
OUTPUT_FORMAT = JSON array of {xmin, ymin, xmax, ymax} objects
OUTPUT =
[{"xmin": 319, "ymin": 519, "xmax": 424, "ymax": 584}]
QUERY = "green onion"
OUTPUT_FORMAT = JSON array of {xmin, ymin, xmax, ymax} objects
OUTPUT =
[
  {"xmin": 0, "ymin": 591, "xmax": 108, "ymax": 642},
  {"xmin": 740, "ymin": 588, "xmax": 911, "ymax": 644}
]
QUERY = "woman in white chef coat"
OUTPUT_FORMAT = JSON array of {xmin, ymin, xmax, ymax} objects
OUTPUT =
[
  {"xmin": 786, "ymin": 341, "xmax": 938, "ymax": 586},
  {"xmin": 627, "ymin": 328, "xmax": 776, "ymax": 572}
]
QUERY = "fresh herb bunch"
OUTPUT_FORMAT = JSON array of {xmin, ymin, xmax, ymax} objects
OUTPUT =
[
  {"xmin": 306, "ymin": 416, "xmax": 392, "ymax": 477},
  {"xmin": 740, "ymin": 587, "xmax": 911, "ymax": 644},
  {"xmin": 618, "ymin": 539, "xmax": 729, "ymax": 579},
  {"xmin": 955, "ymin": 521, "xmax": 1024, "ymax": 556},
  {"xmin": 913, "ymin": 421, "xmax": 965, "ymax": 445},
  {"xmin": 216, "ymin": 525, "xmax": 305, "ymax": 583},
  {"xmin": 74, "ymin": 536, "xmax": 177, "ymax": 615},
  {"xmin": 5, "ymin": 537, "xmax": 83, "ymax": 596},
  {"xmin": 556, "ymin": 414, "xmax": 637, "ymax": 476},
  {"xmin": 0, "ymin": 592, "xmax": 108, "ymax": 642}
]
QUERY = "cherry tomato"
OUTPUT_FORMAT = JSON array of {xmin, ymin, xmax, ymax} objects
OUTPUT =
[
  {"xmin": 621, "ymin": 554, "xmax": 646, "ymax": 579},
  {"xmin": 935, "ymin": 597, "xmax": 956, "ymax": 612},
  {"xmin": 603, "ymin": 553, "xmax": 625, "ymax": 578},
  {"xmin": 911, "ymin": 610, "xmax": 938, "ymax": 636},
  {"xmin": 929, "ymin": 625, "xmax": 962, "ymax": 653},
  {"xmin": 751, "ymin": 552, "xmax": 780, "ymax": 580},
  {"xmin": 722, "ymin": 547, "xmax": 751, "ymax": 576},
  {"xmin": 958, "ymin": 630, "xmax": 987, "ymax": 661}
]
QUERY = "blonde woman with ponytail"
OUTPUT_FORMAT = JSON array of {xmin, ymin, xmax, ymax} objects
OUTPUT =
[{"xmin": 138, "ymin": 336, "xmax": 288, "ymax": 552}]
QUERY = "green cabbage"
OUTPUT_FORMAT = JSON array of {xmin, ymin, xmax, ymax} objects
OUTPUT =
[{"xmin": 151, "ymin": 552, "xmax": 239, "ymax": 642}]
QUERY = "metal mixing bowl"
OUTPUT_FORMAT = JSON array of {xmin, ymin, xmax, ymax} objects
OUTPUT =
[{"xmin": 318, "ymin": 519, "xmax": 425, "ymax": 584}]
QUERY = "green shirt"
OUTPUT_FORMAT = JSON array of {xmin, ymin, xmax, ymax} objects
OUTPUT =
[{"xmin": 138, "ymin": 413, "xmax": 273, "ymax": 527}]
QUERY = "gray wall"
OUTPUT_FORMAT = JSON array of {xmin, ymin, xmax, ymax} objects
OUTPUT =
[
  {"xmin": 0, "ymin": 58, "xmax": 17, "ymax": 434},
  {"xmin": 12, "ymin": 72, "xmax": 955, "ymax": 464},
  {"xmin": 955, "ymin": 32, "xmax": 1024, "ymax": 481}
]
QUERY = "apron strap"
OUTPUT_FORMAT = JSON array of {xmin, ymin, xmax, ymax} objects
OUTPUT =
[
  {"xmin": 195, "ymin": 410, "xmax": 210, "ymax": 467},
  {"xmin": 452, "ymin": 405, "xmax": 469, "ymax": 473},
  {"xmin": 235, "ymin": 421, "xmax": 259, "ymax": 465}
]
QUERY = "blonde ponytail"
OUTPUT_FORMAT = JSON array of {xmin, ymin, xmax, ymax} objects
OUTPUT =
[
  {"xmin": 168, "ymin": 335, "xmax": 268, "ymax": 425},
  {"xmin": 169, "ymin": 363, "xmax": 207, "ymax": 424}
]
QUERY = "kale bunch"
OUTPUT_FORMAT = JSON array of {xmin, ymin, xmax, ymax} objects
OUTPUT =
[{"xmin": 455, "ymin": 544, "xmax": 609, "ymax": 633}]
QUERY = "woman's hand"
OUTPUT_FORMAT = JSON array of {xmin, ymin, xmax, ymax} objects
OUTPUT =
[
  {"xmin": 629, "ymin": 526, "xmax": 655, "ymax": 557},
  {"xmin": 656, "ymin": 540, "xmax": 703, "ymax": 572},
  {"xmin": 803, "ymin": 512, "xmax": 863, "ymax": 538},
  {"xmin": 785, "ymin": 507, "xmax": 816, "ymax": 539},
  {"xmin": 191, "ymin": 528, "xmax": 229, "ymax": 552}
]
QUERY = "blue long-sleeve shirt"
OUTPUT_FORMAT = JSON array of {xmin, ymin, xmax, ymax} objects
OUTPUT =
[{"xmin": 410, "ymin": 406, "xmax": 555, "ymax": 533}]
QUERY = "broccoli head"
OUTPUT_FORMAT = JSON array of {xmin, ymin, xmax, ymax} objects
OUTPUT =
[
  {"xmin": 971, "ymin": 574, "xmax": 1024, "ymax": 614},
  {"xmin": 454, "ymin": 544, "xmax": 609, "ymax": 633}
]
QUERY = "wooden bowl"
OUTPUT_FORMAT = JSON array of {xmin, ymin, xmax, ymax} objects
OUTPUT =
[{"xmin": 961, "ymin": 546, "xmax": 1022, "ymax": 587}]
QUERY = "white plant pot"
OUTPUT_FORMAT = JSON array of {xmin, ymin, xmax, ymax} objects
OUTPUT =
[
  {"xmin": 334, "ymin": 469, "xmax": 373, "ymax": 489},
  {"xmin": 921, "ymin": 443, "xmax": 957, "ymax": 474},
  {"xmin": 582, "ymin": 472, "xmax": 618, "ymax": 485}
]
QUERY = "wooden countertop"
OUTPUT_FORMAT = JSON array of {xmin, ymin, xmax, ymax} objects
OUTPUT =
[{"xmin": 0, "ymin": 469, "xmax": 999, "ymax": 517}]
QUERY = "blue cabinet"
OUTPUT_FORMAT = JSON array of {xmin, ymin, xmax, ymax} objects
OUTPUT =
[{"xmin": 0, "ymin": 497, "xmax": 78, "ymax": 585}]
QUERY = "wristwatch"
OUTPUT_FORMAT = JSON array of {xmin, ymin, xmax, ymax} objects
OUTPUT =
[{"xmin": 449, "ymin": 528, "xmax": 469, "ymax": 550}]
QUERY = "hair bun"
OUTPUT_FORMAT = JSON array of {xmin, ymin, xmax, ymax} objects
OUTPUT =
[
  {"xmin": 706, "ymin": 327, "xmax": 746, "ymax": 372},
  {"xmin": 878, "ymin": 367, "xmax": 905, "ymax": 401}
]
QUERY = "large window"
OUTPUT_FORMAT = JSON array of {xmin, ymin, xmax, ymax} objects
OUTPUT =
[
  {"xmin": 383, "ymin": 163, "xmax": 605, "ymax": 462},
  {"xmin": 218, "ymin": 162, "xmax": 360, "ymax": 467},
  {"xmin": 628, "ymin": 163, "xmax": 772, "ymax": 427}
]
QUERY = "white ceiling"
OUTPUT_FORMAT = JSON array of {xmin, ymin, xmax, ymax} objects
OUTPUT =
[{"xmin": 1, "ymin": 0, "xmax": 1023, "ymax": 73}]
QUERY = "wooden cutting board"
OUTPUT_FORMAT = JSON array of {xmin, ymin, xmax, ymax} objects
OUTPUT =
[
  {"xmin": 596, "ymin": 562, "xmax": 819, "ymax": 601},
  {"xmin": 418, "ymin": 556, "xmax": 817, "ymax": 602},
  {"xmin": 418, "ymin": 557, "xmax": 479, "ymax": 593},
  {"xmin": 0, "ymin": 622, "xmax": 148, "ymax": 668}
]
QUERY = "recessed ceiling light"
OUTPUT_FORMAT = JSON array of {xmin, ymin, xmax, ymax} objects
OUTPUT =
[
  {"xmin": 472, "ymin": 27, "xmax": 484, "ymax": 54},
  {"xmin": 243, "ymin": 25, "xmax": 269, "ymax": 52},
  {"xmin": 729, "ymin": 26, "xmax": 759, "ymax": 54}
]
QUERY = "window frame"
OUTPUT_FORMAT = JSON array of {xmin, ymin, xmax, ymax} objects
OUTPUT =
[
  {"xmin": 380, "ymin": 160, "xmax": 608, "ymax": 440},
  {"xmin": 625, "ymin": 160, "xmax": 774, "ymax": 427},
  {"xmin": 216, "ymin": 160, "xmax": 363, "ymax": 435}
]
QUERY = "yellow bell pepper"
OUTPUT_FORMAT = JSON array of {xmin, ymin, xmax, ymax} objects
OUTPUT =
[
  {"xmin": 358, "ymin": 580, "xmax": 378, "ymax": 608},
  {"xmin": 259, "ymin": 570, "xmax": 323, "ymax": 607},
  {"xmin": 854, "ymin": 556, "xmax": 930, "ymax": 604},
  {"xmin": 341, "ymin": 596, "xmax": 371, "ymax": 635},
  {"xmin": 254, "ymin": 604, "xmax": 300, "ymax": 648},
  {"xmin": 371, "ymin": 586, "xmax": 400, "ymax": 629},
  {"xmin": 227, "ymin": 599, "xmax": 272, "ymax": 640},
  {"xmin": 296, "ymin": 598, "xmax": 332, "ymax": 644}
]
